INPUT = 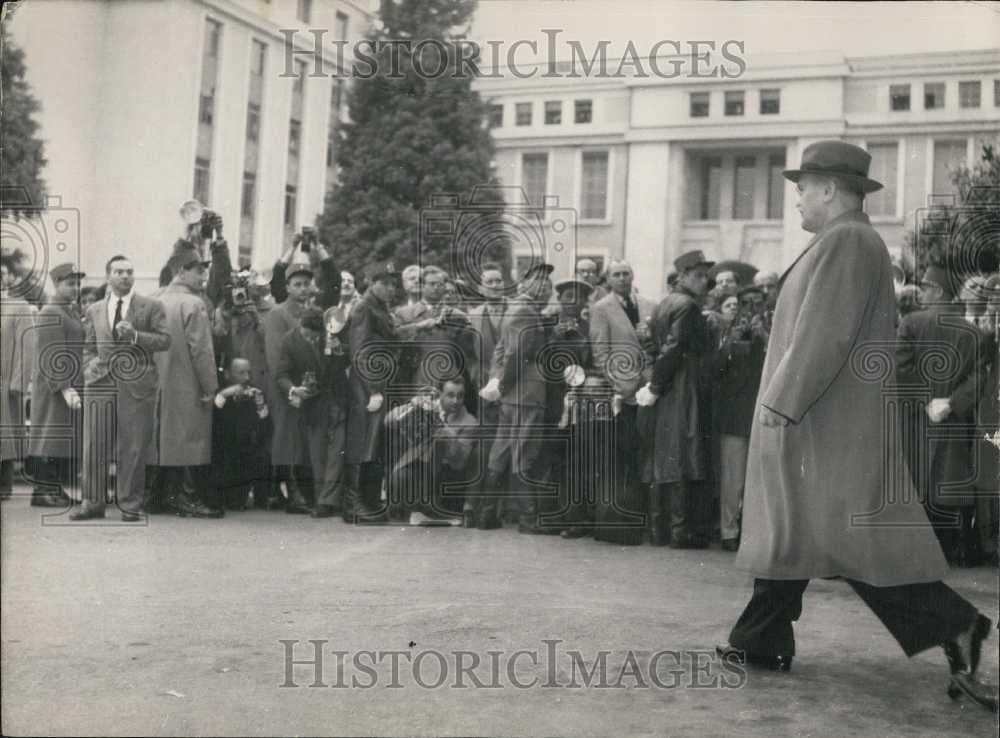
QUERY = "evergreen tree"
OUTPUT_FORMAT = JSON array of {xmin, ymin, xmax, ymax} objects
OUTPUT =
[
  {"xmin": 1, "ymin": 14, "xmax": 47, "ymax": 216},
  {"xmin": 316, "ymin": 0, "xmax": 509, "ymax": 287}
]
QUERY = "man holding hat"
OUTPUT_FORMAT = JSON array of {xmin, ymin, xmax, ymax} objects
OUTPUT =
[
  {"xmin": 28, "ymin": 263, "xmax": 86, "ymax": 508},
  {"xmin": 897, "ymin": 263, "xmax": 989, "ymax": 565},
  {"xmin": 717, "ymin": 140, "xmax": 996, "ymax": 712},
  {"xmin": 150, "ymin": 249, "xmax": 221, "ymax": 518},
  {"xmin": 475, "ymin": 261, "xmax": 554, "ymax": 531},
  {"xmin": 636, "ymin": 249, "xmax": 714, "ymax": 548}
]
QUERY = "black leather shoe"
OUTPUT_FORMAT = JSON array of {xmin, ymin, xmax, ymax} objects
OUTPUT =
[
  {"xmin": 120, "ymin": 512, "xmax": 142, "ymax": 522},
  {"xmin": 716, "ymin": 643, "xmax": 792, "ymax": 672},
  {"xmin": 476, "ymin": 515, "xmax": 502, "ymax": 530},
  {"xmin": 69, "ymin": 508, "xmax": 105, "ymax": 521},
  {"xmin": 561, "ymin": 526, "xmax": 590, "ymax": 539},
  {"xmin": 285, "ymin": 501, "xmax": 313, "ymax": 515},
  {"xmin": 948, "ymin": 673, "xmax": 999, "ymax": 713},
  {"xmin": 721, "ymin": 538, "xmax": 740, "ymax": 552},
  {"xmin": 944, "ymin": 614, "xmax": 992, "ymax": 676},
  {"xmin": 311, "ymin": 505, "xmax": 336, "ymax": 519}
]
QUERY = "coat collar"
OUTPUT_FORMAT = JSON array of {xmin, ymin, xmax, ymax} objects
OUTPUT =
[{"xmin": 778, "ymin": 210, "xmax": 871, "ymax": 287}]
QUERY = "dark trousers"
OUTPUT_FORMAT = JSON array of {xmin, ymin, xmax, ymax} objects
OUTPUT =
[
  {"xmin": 31, "ymin": 456, "xmax": 75, "ymax": 497},
  {"xmin": 0, "ymin": 459, "xmax": 14, "ymax": 492},
  {"xmin": 729, "ymin": 578, "xmax": 978, "ymax": 658},
  {"xmin": 650, "ymin": 479, "xmax": 712, "ymax": 542}
]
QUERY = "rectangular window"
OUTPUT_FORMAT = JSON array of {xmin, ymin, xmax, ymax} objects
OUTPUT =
[
  {"xmin": 767, "ymin": 154, "xmax": 786, "ymax": 220},
  {"xmin": 515, "ymin": 102, "xmax": 532, "ymax": 126},
  {"xmin": 759, "ymin": 89, "xmax": 780, "ymax": 115},
  {"xmin": 959, "ymin": 80, "xmax": 981, "ymax": 108},
  {"xmin": 288, "ymin": 120, "xmax": 302, "ymax": 157},
  {"xmin": 580, "ymin": 150, "xmax": 609, "ymax": 220},
  {"xmin": 335, "ymin": 11, "xmax": 349, "ymax": 41},
  {"xmin": 199, "ymin": 94, "xmax": 214, "ymax": 125},
  {"xmin": 332, "ymin": 78, "xmax": 343, "ymax": 116},
  {"xmin": 521, "ymin": 153, "xmax": 548, "ymax": 209},
  {"xmin": 700, "ymin": 157, "xmax": 721, "ymax": 220},
  {"xmin": 995, "ymin": 79, "xmax": 1000, "ymax": 107},
  {"xmin": 293, "ymin": 60, "xmax": 306, "ymax": 97},
  {"xmin": 865, "ymin": 143, "xmax": 898, "ymax": 217},
  {"xmin": 690, "ymin": 92, "xmax": 709, "ymax": 117},
  {"xmin": 544, "ymin": 101, "xmax": 562, "ymax": 125},
  {"xmin": 246, "ymin": 103, "xmax": 260, "ymax": 142},
  {"xmin": 241, "ymin": 173, "xmax": 256, "ymax": 219},
  {"xmin": 924, "ymin": 82, "xmax": 945, "ymax": 109},
  {"xmin": 252, "ymin": 39, "xmax": 266, "ymax": 76},
  {"xmin": 932, "ymin": 139, "xmax": 967, "ymax": 194},
  {"xmin": 297, "ymin": 0, "xmax": 311, "ymax": 23},
  {"xmin": 574, "ymin": 99, "xmax": 592, "ymax": 124},
  {"xmin": 488, "ymin": 104, "xmax": 503, "ymax": 128},
  {"xmin": 193, "ymin": 157, "xmax": 211, "ymax": 206},
  {"xmin": 724, "ymin": 91, "xmax": 744, "ymax": 116},
  {"xmin": 889, "ymin": 84, "xmax": 910, "ymax": 111},
  {"xmin": 732, "ymin": 155, "xmax": 756, "ymax": 220},
  {"xmin": 206, "ymin": 18, "xmax": 222, "ymax": 58},
  {"xmin": 284, "ymin": 185, "xmax": 297, "ymax": 228}
]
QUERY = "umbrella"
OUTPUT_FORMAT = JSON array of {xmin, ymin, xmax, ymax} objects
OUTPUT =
[{"xmin": 709, "ymin": 260, "xmax": 759, "ymax": 286}]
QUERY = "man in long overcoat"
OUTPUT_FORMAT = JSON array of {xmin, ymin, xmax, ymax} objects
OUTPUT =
[
  {"xmin": 0, "ymin": 261, "xmax": 36, "ymax": 498},
  {"xmin": 152, "ymin": 250, "xmax": 220, "ymax": 517},
  {"xmin": 71, "ymin": 255, "xmax": 170, "ymax": 521},
  {"xmin": 28, "ymin": 264, "xmax": 86, "ymax": 507},
  {"xmin": 718, "ymin": 141, "xmax": 995, "ymax": 712},
  {"xmin": 638, "ymin": 250, "xmax": 714, "ymax": 548}
]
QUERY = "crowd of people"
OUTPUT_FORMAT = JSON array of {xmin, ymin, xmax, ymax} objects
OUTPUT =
[{"xmin": 0, "ymin": 208, "xmax": 996, "ymax": 565}]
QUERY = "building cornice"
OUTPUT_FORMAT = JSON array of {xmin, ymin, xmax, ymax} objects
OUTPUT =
[{"xmin": 625, "ymin": 119, "xmax": 846, "ymax": 143}]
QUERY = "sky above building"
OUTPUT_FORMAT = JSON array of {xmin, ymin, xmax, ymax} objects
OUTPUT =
[{"xmin": 467, "ymin": 1, "xmax": 1000, "ymax": 62}]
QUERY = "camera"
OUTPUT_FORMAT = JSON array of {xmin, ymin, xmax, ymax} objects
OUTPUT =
[
  {"xmin": 227, "ymin": 270, "xmax": 253, "ymax": 313},
  {"xmin": 299, "ymin": 226, "xmax": 317, "ymax": 253},
  {"xmin": 200, "ymin": 210, "xmax": 224, "ymax": 241}
]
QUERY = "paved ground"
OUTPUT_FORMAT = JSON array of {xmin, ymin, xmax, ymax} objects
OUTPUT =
[{"xmin": 2, "ymin": 488, "xmax": 998, "ymax": 737}]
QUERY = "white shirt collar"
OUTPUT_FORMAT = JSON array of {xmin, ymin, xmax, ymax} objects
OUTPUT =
[{"xmin": 107, "ymin": 288, "xmax": 135, "ymax": 323}]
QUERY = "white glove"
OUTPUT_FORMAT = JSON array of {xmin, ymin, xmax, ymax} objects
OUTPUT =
[
  {"xmin": 926, "ymin": 397, "xmax": 951, "ymax": 424},
  {"xmin": 479, "ymin": 378, "xmax": 501, "ymax": 403},
  {"xmin": 612, "ymin": 393, "xmax": 623, "ymax": 417},
  {"xmin": 367, "ymin": 392, "xmax": 384, "ymax": 413},
  {"xmin": 563, "ymin": 364, "xmax": 585, "ymax": 388},
  {"xmin": 61, "ymin": 387, "xmax": 82, "ymax": 411},
  {"xmin": 635, "ymin": 383, "xmax": 658, "ymax": 408}
]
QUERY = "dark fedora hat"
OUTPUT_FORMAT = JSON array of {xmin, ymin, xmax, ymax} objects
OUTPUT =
[
  {"xmin": 783, "ymin": 140, "xmax": 884, "ymax": 194},
  {"xmin": 363, "ymin": 260, "xmax": 402, "ymax": 284},
  {"xmin": 554, "ymin": 278, "xmax": 593, "ymax": 299},
  {"xmin": 49, "ymin": 263, "xmax": 85, "ymax": 284},
  {"xmin": 673, "ymin": 249, "xmax": 715, "ymax": 273}
]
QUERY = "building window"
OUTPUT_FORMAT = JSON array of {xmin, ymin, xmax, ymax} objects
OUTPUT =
[
  {"xmin": 297, "ymin": 0, "xmax": 311, "ymax": 23},
  {"xmin": 206, "ymin": 18, "xmax": 222, "ymax": 58},
  {"xmin": 759, "ymin": 89, "xmax": 780, "ymax": 115},
  {"xmin": 288, "ymin": 120, "xmax": 302, "ymax": 157},
  {"xmin": 193, "ymin": 157, "xmax": 211, "ymax": 206},
  {"xmin": 924, "ymin": 82, "xmax": 945, "ymax": 110},
  {"xmin": 865, "ymin": 143, "xmax": 898, "ymax": 217},
  {"xmin": 724, "ymin": 91, "xmax": 745, "ymax": 116},
  {"xmin": 515, "ymin": 102, "xmax": 532, "ymax": 126},
  {"xmin": 767, "ymin": 154, "xmax": 785, "ymax": 220},
  {"xmin": 699, "ymin": 157, "xmax": 722, "ymax": 220},
  {"xmin": 574, "ymin": 99, "xmax": 592, "ymax": 124},
  {"xmin": 959, "ymin": 80, "xmax": 981, "ymax": 108},
  {"xmin": 521, "ymin": 153, "xmax": 548, "ymax": 209},
  {"xmin": 580, "ymin": 150, "xmax": 609, "ymax": 220},
  {"xmin": 326, "ymin": 79, "xmax": 341, "ymax": 180},
  {"xmin": 889, "ymin": 84, "xmax": 910, "ymax": 111},
  {"xmin": 199, "ymin": 94, "xmax": 214, "ymax": 125},
  {"xmin": 932, "ymin": 139, "xmax": 967, "ymax": 194},
  {"xmin": 335, "ymin": 11, "xmax": 349, "ymax": 41},
  {"xmin": 284, "ymin": 185, "xmax": 297, "ymax": 228},
  {"xmin": 690, "ymin": 92, "xmax": 709, "ymax": 117},
  {"xmin": 241, "ymin": 173, "xmax": 256, "ymax": 219},
  {"xmin": 332, "ymin": 78, "xmax": 343, "ymax": 116},
  {"xmin": 252, "ymin": 39, "xmax": 266, "ymax": 76},
  {"xmin": 544, "ymin": 101, "xmax": 562, "ymax": 125},
  {"xmin": 487, "ymin": 104, "xmax": 503, "ymax": 128},
  {"xmin": 995, "ymin": 79, "xmax": 1000, "ymax": 107},
  {"xmin": 732, "ymin": 156, "xmax": 756, "ymax": 220},
  {"xmin": 246, "ymin": 103, "xmax": 261, "ymax": 142}
]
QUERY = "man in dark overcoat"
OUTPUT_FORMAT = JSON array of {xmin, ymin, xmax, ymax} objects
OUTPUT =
[
  {"xmin": 28, "ymin": 263, "xmax": 86, "ymax": 508},
  {"xmin": 637, "ymin": 249, "xmax": 714, "ymax": 549},
  {"xmin": 716, "ymin": 141, "xmax": 996, "ymax": 712},
  {"xmin": 897, "ymin": 264, "xmax": 991, "ymax": 564}
]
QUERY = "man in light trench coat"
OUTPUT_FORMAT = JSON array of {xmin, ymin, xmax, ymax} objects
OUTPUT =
[{"xmin": 716, "ymin": 141, "xmax": 997, "ymax": 712}]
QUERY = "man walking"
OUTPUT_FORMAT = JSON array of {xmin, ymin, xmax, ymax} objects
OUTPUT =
[
  {"xmin": 717, "ymin": 141, "xmax": 996, "ymax": 712},
  {"xmin": 72, "ymin": 256, "xmax": 170, "ymax": 521}
]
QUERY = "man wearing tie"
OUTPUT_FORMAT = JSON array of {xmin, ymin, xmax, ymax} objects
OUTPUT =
[{"xmin": 71, "ymin": 256, "xmax": 170, "ymax": 521}]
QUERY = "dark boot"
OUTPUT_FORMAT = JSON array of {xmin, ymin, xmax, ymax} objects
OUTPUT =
[
  {"xmin": 284, "ymin": 478, "xmax": 312, "ymax": 515},
  {"xmin": 341, "ymin": 465, "xmax": 381, "ymax": 523},
  {"xmin": 476, "ymin": 470, "xmax": 503, "ymax": 530},
  {"xmin": 649, "ymin": 484, "xmax": 670, "ymax": 546}
]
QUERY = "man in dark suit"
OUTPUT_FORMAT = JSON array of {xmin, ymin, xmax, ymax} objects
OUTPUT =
[
  {"xmin": 476, "ymin": 262, "xmax": 554, "ymax": 532},
  {"xmin": 897, "ymin": 264, "xmax": 991, "ymax": 564},
  {"xmin": 72, "ymin": 255, "xmax": 171, "ymax": 521},
  {"xmin": 275, "ymin": 307, "xmax": 350, "ymax": 518}
]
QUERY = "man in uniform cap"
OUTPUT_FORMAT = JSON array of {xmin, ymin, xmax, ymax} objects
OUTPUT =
[
  {"xmin": 28, "ymin": 264, "xmax": 86, "ymax": 508},
  {"xmin": 716, "ymin": 140, "xmax": 995, "ymax": 712},
  {"xmin": 636, "ymin": 249, "xmax": 714, "ymax": 547}
]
